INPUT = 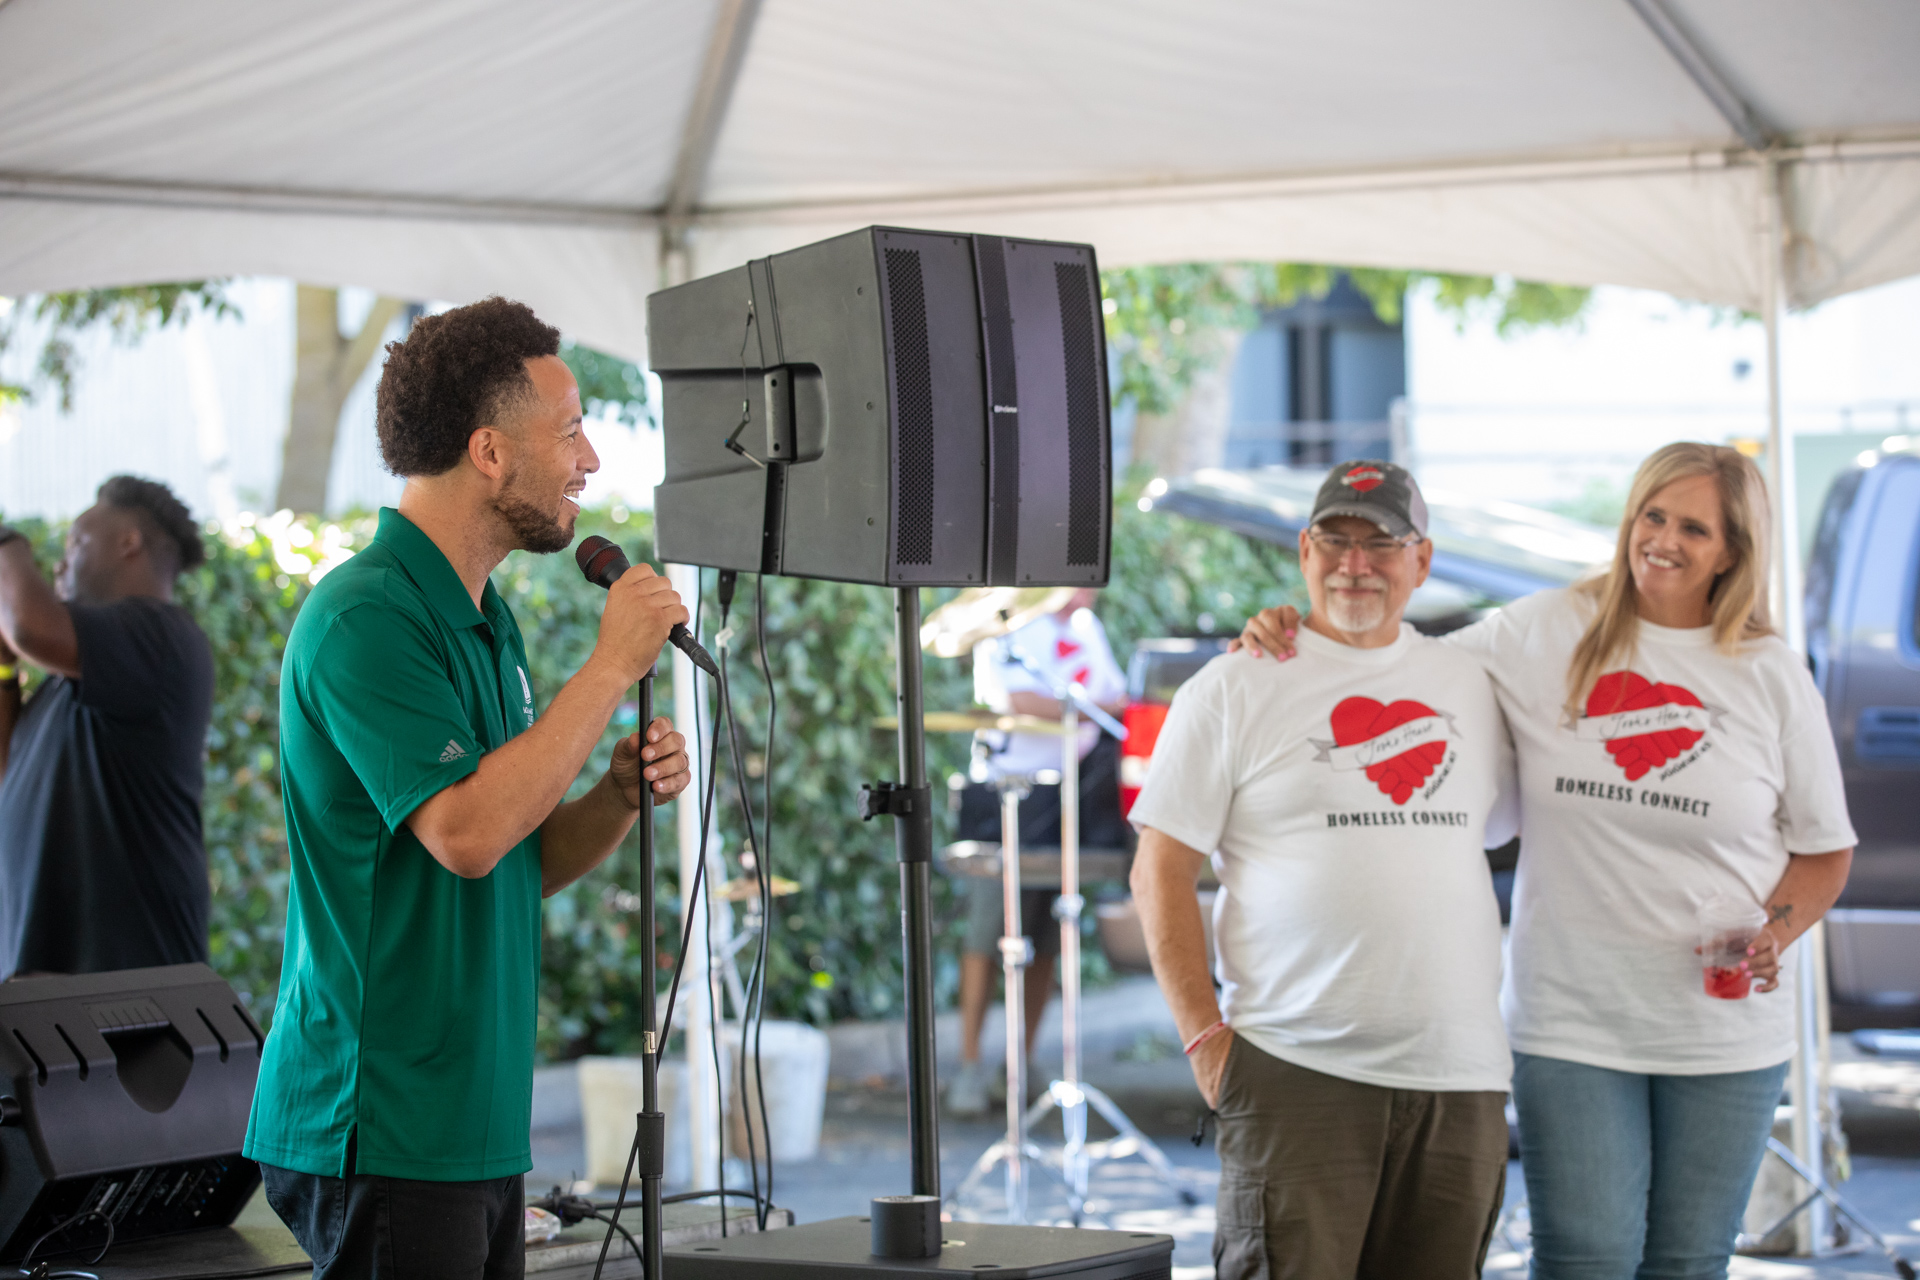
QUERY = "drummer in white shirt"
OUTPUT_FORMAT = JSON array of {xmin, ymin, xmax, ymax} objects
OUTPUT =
[{"xmin": 945, "ymin": 589, "xmax": 1128, "ymax": 1117}]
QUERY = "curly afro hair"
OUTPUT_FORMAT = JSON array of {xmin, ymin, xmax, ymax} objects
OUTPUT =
[
  {"xmin": 375, "ymin": 297, "xmax": 561, "ymax": 477},
  {"xmin": 97, "ymin": 474, "xmax": 205, "ymax": 577}
]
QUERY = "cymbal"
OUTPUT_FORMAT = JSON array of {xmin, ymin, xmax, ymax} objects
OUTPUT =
[
  {"xmin": 716, "ymin": 875, "xmax": 800, "ymax": 903},
  {"xmin": 873, "ymin": 711, "xmax": 1069, "ymax": 735},
  {"xmin": 919, "ymin": 586, "xmax": 1077, "ymax": 658}
]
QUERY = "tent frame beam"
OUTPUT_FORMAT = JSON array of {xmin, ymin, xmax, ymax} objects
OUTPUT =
[
  {"xmin": 1622, "ymin": 0, "xmax": 1773, "ymax": 150},
  {"xmin": 660, "ymin": 0, "xmax": 765, "ymax": 274},
  {"xmin": 6, "ymin": 138, "xmax": 1919, "ymax": 259}
]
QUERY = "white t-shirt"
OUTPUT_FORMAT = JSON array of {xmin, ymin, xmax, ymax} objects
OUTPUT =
[
  {"xmin": 1129, "ymin": 625, "xmax": 1518, "ymax": 1093},
  {"xmin": 1448, "ymin": 588, "xmax": 1857, "ymax": 1075},
  {"xmin": 973, "ymin": 609, "xmax": 1125, "ymax": 779}
]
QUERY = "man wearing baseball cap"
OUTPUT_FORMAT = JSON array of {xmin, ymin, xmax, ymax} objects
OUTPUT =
[{"xmin": 1129, "ymin": 460, "xmax": 1517, "ymax": 1278}]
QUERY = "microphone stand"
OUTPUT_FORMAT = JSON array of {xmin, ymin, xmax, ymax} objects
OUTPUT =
[
  {"xmin": 597, "ymin": 667, "xmax": 666, "ymax": 1280},
  {"xmin": 637, "ymin": 666, "xmax": 665, "ymax": 1280}
]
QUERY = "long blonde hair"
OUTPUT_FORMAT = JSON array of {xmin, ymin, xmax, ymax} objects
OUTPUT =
[{"xmin": 1565, "ymin": 443, "xmax": 1774, "ymax": 718}]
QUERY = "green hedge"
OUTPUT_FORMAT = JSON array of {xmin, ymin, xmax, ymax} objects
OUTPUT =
[{"xmin": 4, "ymin": 482, "xmax": 1302, "ymax": 1058}]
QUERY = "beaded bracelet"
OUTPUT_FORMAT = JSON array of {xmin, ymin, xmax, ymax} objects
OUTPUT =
[{"xmin": 1183, "ymin": 1020, "xmax": 1229, "ymax": 1056}]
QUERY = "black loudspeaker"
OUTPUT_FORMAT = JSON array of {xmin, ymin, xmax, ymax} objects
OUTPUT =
[
  {"xmin": 0, "ymin": 964, "xmax": 263, "ymax": 1263},
  {"xmin": 650, "ymin": 226, "xmax": 1111, "ymax": 588}
]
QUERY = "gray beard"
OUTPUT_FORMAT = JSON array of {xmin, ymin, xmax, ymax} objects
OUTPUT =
[{"xmin": 1324, "ymin": 594, "xmax": 1388, "ymax": 634}]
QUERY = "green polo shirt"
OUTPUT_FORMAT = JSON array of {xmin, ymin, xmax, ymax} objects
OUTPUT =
[{"xmin": 244, "ymin": 508, "xmax": 543, "ymax": 1181}]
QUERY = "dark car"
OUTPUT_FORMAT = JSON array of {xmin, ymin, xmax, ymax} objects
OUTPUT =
[{"xmin": 1806, "ymin": 442, "xmax": 1920, "ymax": 1026}]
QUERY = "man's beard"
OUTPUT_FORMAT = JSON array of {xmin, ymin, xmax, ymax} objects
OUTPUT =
[
  {"xmin": 1322, "ymin": 573, "xmax": 1389, "ymax": 634},
  {"xmin": 492, "ymin": 467, "xmax": 574, "ymax": 554}
]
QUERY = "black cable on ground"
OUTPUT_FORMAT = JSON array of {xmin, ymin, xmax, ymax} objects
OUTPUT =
[
  {"xmin": 12, "ymin": 1205, "xmax": 113, "ymax": 1280},
  {"xmin": 535, "ymin": 1187, "xmax": 645, "ymax": 1272},
  {"xmin": 587, "ymin": 1211, "xmax": 644, "ymax": 1270},
  {"xmin": 657, "ymin": 1189, "xmax": 774, "ymax": 1209}
]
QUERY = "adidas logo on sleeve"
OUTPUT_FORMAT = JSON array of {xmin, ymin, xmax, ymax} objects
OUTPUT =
[{"xmin": 439, "ymin": 740, "xmax": 469, "ymax": 763}]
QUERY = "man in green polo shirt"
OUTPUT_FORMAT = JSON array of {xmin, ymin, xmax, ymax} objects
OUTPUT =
[{"xmin": 245, "ymin": 298, "xmax": 693, "ymax": 1279}]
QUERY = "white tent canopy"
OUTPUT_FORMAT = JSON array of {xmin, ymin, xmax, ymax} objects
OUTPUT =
[{"xmin": 1, "ymin": 0, "xmax": 1916, "ymax": 365}]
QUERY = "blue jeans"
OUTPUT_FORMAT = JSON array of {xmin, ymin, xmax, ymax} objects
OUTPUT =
[{"xmin": 1513, "ymin": 1051, "xmax": 1789, "ymax": 1280}]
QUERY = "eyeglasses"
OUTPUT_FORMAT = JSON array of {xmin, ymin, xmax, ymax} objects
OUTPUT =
[{"xmin": 1307, "ymin": 528, "xmax": 1420, "ymax": 563}]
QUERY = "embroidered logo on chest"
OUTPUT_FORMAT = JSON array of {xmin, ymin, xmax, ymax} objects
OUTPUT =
[
  {"xmin": 1577, "ymin": 671, "xmax": 1716, "ymax": 781},
  {"xmin": 1312, "ymin": 697, "xmax": 1452, "ymax": 805}
]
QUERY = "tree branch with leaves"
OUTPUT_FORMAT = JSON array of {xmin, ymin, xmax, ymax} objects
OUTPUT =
[{"xmin": 0, "ymin": 282, "xmax": 240, "ymax": 411}]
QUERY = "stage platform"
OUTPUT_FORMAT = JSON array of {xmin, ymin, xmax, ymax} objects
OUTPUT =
[{"xmin": 76, "ymin": 1198, "xmax": 786, "ymax": 1279}]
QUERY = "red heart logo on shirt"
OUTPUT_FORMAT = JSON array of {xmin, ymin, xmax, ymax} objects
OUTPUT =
[
  {"xmin": 1055, "ymin": 638, "xmax": 1081, "ymax": 659},
  {"xmin": 1586, "ymin": 671, "xmax": 1705, "ymax": 781},
  {"xmin": 1330, "ymin": 696, "xmax": 1447, "ymax": 805}
]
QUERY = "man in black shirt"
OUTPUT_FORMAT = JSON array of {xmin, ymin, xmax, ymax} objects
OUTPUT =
[{"xmin": 0, "ymin": 475, "xmax": 216, "ymax": 979}]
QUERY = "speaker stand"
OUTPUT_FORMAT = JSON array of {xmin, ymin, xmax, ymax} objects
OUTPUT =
[{"xmin": 669, "ymin": 588, "xmax": 1172, "ymax": 1280}]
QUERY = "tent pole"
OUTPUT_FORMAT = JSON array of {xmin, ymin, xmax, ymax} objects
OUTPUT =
[{"xmin": 1762, "ymin": 153, "xmax": 1831, "ymax": 1257}]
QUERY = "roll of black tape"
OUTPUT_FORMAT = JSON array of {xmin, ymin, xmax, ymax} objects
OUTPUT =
[{"xmin": 869, "ymin": 1194, "xmax": 942, "ymax": 1259}]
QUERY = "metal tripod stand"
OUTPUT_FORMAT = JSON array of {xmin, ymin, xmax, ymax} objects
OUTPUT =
[
  {"xmin": 948, "ymin": 773, "xmax": 1048, "ymax": 1223},
  {"xmin": 953, "ymin": 642, "xmax": 1196, "ymax": 1224},
  {"xmin": 1021, "ymin": 694, "xmax": 1197, "ymax": 1224}
]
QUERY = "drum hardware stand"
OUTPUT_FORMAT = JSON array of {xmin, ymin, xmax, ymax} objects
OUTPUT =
[
  {"xmin": 1740, "ymin": 1138, "xmax": 1916, "ymax": 1278},
  {"xmin": 950, "ymin": 772, "xmax": 1053, "ymax": 1223},
  {"xmin": 1019, "ymin": 690, "xmax": 1197, "ymax": 1224},
  {"xmin": 953, "ymin": 643, "xmax": 1196, "ymax": 1225}
]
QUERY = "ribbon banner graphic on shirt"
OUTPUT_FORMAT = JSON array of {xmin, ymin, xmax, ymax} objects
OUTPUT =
[
  {"xmin": 1579, "ymin": 671, "xmax": 1719, "ymax": 781},
  {"xmin": 1312, "ymin": 698, "xmax": 1455, "ymax": 805}
]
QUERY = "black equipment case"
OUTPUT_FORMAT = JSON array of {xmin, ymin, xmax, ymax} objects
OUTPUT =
[{"xmin": 0, "ymin": 964, "xmax": 263, "ymax": 1262}]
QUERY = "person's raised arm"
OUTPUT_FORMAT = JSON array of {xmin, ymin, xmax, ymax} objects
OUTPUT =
[
  {"xmin": 405, "ymin": 563, "xmax": 687, "ymax": 879},
  {"xmin": 0, "ymin": 536, "xmax": 79, "ymax": 678},
  {"xmin": 1131, "ymin": 826, "xmax": 1231, "ymax": 1105}
]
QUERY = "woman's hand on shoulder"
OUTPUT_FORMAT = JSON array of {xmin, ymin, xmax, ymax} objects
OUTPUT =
[{"xmin": 1228, "ymin": 605, "xmax": 1301, "ymax": 661}]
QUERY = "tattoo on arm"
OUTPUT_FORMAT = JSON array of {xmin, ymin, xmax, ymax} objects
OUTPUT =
[{"xmin": 1769, "ymin": 904, "xmax": 1793, "ymax": 924}]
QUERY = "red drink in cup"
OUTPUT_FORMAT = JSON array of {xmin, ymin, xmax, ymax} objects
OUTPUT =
[
  {"xmin": 1697, "ymin": 894, "xmax": 1768, "ymax": 1000},
  {"xmin": 1704, "ymin": 964, "xmax": 1752, "ymax": 999}
]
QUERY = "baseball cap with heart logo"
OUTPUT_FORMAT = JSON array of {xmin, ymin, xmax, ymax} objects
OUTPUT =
[{"xmin": 1310, "ymin": 459, "xmax": 1429, "ymax": 540}]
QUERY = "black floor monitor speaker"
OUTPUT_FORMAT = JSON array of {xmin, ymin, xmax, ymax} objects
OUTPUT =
[
  {"xmin": 650, "ymin": 226, "xmax": 1111, "ymax": 588},
  {"xmin": 666, "ymin": 1216, "xmax": 1173, "ymax": 1280},
  {"xmin": 0, "ymin": 964, "xmax": 263, "ymax": 1263}
]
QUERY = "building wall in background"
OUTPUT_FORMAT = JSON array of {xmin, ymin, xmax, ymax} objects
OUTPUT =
[
  {"xmin": 1403, "ymin": 274, "xmax": 1920, "ymax": 523},
  {"xmin": 1, "ymin": 279, "xmax": 294, "ymax": 520},
  {"xmin": 1223, "ymin": 275, "xmax": 1406, "ymax": 470}
]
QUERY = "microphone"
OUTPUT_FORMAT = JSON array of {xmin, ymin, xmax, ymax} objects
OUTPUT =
[{"xmin": 575, "ymin": 536, "xmax": 720, "ymax": 678}]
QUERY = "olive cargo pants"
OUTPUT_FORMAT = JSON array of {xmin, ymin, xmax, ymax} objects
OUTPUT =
[{"xmin": 1211, "ymin": 1037, "xmax": 1508, "ymax": 1280}]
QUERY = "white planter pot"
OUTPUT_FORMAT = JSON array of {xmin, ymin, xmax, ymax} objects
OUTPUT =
[
  {"xmin": 577, "ymin": 1056, "xmax": 691, "ymax": 1188},
  {"xmin": 720, "ymin": 1021, "xmax": 830, "ymax": 1163}
]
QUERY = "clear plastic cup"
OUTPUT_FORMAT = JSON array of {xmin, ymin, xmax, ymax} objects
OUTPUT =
[{"xmin": 1697, "ymin": 894, "xmax": 1768, "ymax": 1000}]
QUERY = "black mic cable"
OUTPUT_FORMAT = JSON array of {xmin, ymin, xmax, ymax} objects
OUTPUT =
[{"xmin": 576, "ymin": 536, "xmax": 720, "ymax": 677}]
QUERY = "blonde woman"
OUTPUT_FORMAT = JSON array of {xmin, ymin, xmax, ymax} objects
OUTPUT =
[{"xmin": 1233, "ymin": 443, "xmax": 1854, "ymax": 1279}]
